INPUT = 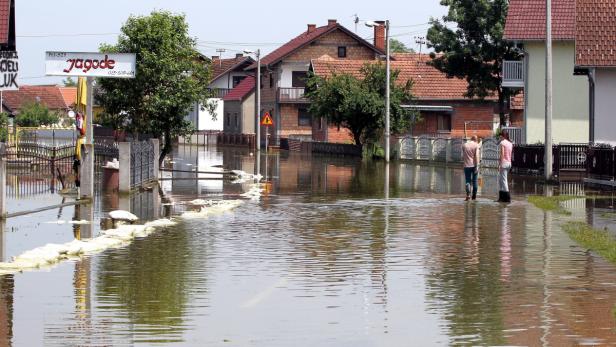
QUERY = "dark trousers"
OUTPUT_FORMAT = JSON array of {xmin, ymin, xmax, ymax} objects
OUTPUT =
[{"xmin": 464, "ymin": 167, "xmax": 478, "ymax": 198}]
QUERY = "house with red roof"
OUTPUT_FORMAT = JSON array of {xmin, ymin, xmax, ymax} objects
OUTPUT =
[
  {"xmin": 575, "ymin": 0, "xmax": 616, "ymax": 145},
  {"xmin": 247, "ymin": 19, "xmax": 385, "ymax": 145},
  {"xmin": 311, "ymin": 53, "xmax": 499, "ymax": 139},
  {"xmin": 2, "ymin": 85, "xmax": 71, "ymax": 116},
  {"xmin": 0, "ymin": 0, "xmax": 15, "ymax": 51},
  {"xmin": 503, "ymin": 0, "xmax": 589, "ymax": 144},
  {"xmin": 185, "ymin": 54, "xmax": 254, "ymax": 132},
  {"xmin": 222, "ymin": 76, "xmax": 256, "ymax": 134}
]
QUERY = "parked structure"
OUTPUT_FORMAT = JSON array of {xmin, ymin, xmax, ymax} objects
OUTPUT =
[
  {"xmin": 185, "ymin": 54, "xmax": 254, "ymax": 132},
  {"xmin": 247, "ymin": 19, "xmax": 385, "ymax": 145},
  {"xmin": 222, "ymin": 75, "xmax": 256, "ymax": 134},
  {"xmin": 575, "ymin": 0, "xmax": 616, "ymax": 146},
  {"xmin": 503, "ymin": 0, "xmax": 589, "ymax": 144},
  {"xmin": 311, "ymin": 53, "xmax": 499, "ymax": 139}
]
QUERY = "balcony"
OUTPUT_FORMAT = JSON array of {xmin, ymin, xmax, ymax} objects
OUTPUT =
[
  {"xmin": 502, "ymin": 60, "xmax": 525, "ymax": 88},
  {"xmin": 208, "ymin": 88, "xmax": 231, "ymax": 99},
  {"xmin": 278, "ymin": 87, "xmax": 309, "ymax": 103}
]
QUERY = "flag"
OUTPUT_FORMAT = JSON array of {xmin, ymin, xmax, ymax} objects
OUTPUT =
[{"xmin": 77, "ymin": 77, "xmax": 87, "ymax": 111}]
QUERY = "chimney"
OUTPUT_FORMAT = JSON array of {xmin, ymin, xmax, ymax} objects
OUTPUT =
[
  {"xmin": 236, "ymin": 53, "xmax": 244, "ymax": 58},
  {"xmin": 328, "ymin": 19, "xmax": 337, "ymax": 26},
  {"xmin": 211, "ymin": 55, "xmax": 219, "ymax": 60},
  {"xmin": 373, "ymin": 21, "xmax": 386, "ymax": 52},
  {"xmin": 307, "ymin": 24, "xmax": 317, "ymax": 34}
]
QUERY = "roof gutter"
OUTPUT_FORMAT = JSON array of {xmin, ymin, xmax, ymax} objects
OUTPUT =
[{"xmin": 401, "ymin": 105, "xmax": 454, "ymax": 112}]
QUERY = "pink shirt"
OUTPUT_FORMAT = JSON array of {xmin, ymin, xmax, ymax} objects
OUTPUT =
[
  {"xmin": 462, "ymin": 141, "xmax": 479, "ymax": 168},
  {"xmin": 500, "ymin": 139, "xmax": 513, "ymax": 164}
]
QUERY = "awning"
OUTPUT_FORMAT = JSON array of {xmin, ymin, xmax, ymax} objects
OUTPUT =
[{"xmin": 401, "ymin": 105, "xmax": 453, "ymax": 112}]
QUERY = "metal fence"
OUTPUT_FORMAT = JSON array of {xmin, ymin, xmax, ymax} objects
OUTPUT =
[
  {"xmin": 130, "ymin": 140, "xmax": 156, "ymax": 188},
  {"xmin": 398, "ymin": 136, "xmax": 500, "ymax": 168}
]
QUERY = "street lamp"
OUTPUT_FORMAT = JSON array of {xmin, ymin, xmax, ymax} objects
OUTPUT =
[
  {"xmin": 366, "ymin": 20, "xmax": 391, "ymax": 162},
  {"xmin": 244, "ymin": 49, "xmax": 261, "ymax": 152}
]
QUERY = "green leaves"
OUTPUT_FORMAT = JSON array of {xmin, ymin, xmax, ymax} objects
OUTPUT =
[
  {"xmin": 16, "ymin": 102, "xmax": 61, "ymax": 128},
  {"xmin": 306, "ymin": 63, "xmax": 416, "ymax": 146}
]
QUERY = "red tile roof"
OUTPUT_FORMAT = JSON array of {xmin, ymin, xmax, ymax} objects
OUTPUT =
[
  {"xmin": 311, "ymin": 53, "xmax": 485, "ymax": 101},
  {"xmin": 0, "ymin": 0, "xmax": 9, "ymax": 44},
  {"xmin": 210, "ymin": 56, "xmax": 253, "ymax": 83},
  {"xmin": 504, "ymin": 0, "xmax": 576, "ymax": 41},
  {"xmin": 59, "ymin": 87, "xmax": 77, "ymax": 107},
  {"xmin": 2, "ymin": 85, "xmax": 70, "ymax": 114},
  {"xmin": 576, "ymin": 0, "xmax": 616, "ymax": 66},
  {"xmin": 247, "ymin": 22, "xmax": 384, "ymax": 69},
  {"xmin": 223, "ymin": 76, "xmax": 255, "ymax": 101}
]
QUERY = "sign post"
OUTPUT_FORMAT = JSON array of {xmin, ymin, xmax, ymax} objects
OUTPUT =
[
  {"xmin": 261, "ymin": 112, "xmax": 274, "ymax": 154},
  {"xmin": 46, "ymin": 51, "xmax": 136, "ymax": 200}
]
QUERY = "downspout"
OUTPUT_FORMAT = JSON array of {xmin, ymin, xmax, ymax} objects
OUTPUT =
[
  {"xmin": 522, "ymin": 46, "xmax": 529, "ymax": 144},
  {"xmin": 588, "ymin": 67, "xmax": 595, "ymax": 144}
]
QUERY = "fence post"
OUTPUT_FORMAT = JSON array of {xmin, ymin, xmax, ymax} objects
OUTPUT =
[
  {"xmin": 429, "ymin": 139, "xmax": 435, "ymax": 161},
  {"xmin": 119, "ymin": 142, "xmax": 131, "ymax": 193},
  {"xmin": 0, "ymin": 144, "xmax": 5, "ymax": 219},
  {"xmin": 150, "ymin": 138, "xmax": 160, "ymax": 181},
  {"xmin": 80, "ymin": 144, "xmax": 94, "ymax": 200},
  {"xmin": 445, "ymin": 139, "xmax": 452, "ymax": 163}
]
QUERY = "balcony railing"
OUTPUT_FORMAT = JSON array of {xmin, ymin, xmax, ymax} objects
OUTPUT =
[
  {"xmin": 278, "ymin": 87, "xmax": 308, "ymax": 103},
  {"xmin": 208, "ymin": 88, "xmax": 231, "ymax": 98},
  {"xmin": 502, "ymin": 60, "xmax": 525, "ymax": 88}
]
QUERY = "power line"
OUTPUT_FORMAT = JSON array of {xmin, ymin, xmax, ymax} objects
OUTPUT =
[{"xmin": 18, "ymin": 33, "xmax": 120, "ymax": 38}]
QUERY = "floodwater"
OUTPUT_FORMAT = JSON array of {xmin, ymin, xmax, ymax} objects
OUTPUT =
[{"xmin": 1, "ymin": 145, "xmax": 616, "ymax": 346}]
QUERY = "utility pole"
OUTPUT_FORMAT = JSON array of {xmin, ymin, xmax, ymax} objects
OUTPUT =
[
  {"xmin": 545, "ymin": 0, "xmax": 553, "ymax": 180},
  {"xmin": 256, "ymin": 50, "xmax": 261, "ymax": 152},
  {"xmin": 385, "ymin": 20, "xmax": 391, "ymax": 162}
]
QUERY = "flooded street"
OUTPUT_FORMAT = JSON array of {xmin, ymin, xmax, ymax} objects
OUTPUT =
[{"xmin": 1, "ymin": 145, "xmax": 616, "ymax": 346}]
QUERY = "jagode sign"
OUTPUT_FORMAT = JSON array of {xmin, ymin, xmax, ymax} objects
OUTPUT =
[{"xmin": 45, "ymin": 51, "xmax": 136, "ymax": 78}]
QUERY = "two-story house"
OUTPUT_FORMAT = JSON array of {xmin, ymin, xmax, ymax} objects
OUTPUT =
[
  {"xmin": 185, "ymin": 54, "xmax": 254, "ymax": 132},
  {"xmin": 575, "ymin": 0, "xmax": 616, "ymax": 145},
  {"xmin": 503, "ymin": 0, "xmax": 589, "ymax": 144},
  {"xmin": 247, "ymin": 19, "xmax": 385, "ymax": 145}
]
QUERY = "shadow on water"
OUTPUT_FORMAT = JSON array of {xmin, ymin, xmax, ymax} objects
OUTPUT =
[{"xmin": 2, "ymin": 145, "xmax": 616, "ymax": 346}]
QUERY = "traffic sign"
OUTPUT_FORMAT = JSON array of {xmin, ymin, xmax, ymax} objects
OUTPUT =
[{"xmin": 261, "ymin": 112, "xmax": 274, "ymax": 126}]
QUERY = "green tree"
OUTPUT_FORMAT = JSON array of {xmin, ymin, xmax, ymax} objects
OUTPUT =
[
  {"xmin": 0, "ymin": 113, "xmax": 8, "ymax": 142},
  {"xmin": 427, "ymin": 0, "xmax": 521, "ymax": 126},
  {"xmin": 97, "ymin": 11, "xmax": 212, "ymax": 164},
  {"xmin": 62, "ymin": 77, "xmax": 77, "ymax": 87},
  {"xmin": 306, "ymin": 62, "xmax": 414, "ymax": 147},
  {"xmin": 389, "ymin": 38, "xmax": 414, "ymax": 53},
  {"xmin": 16, "ymin": 102, "xmax": 60, "ymax": 127}
]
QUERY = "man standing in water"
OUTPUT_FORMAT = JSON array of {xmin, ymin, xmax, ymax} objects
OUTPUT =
[
  {"xmin": 498, "ymin": 130, "xmax": 513, "ymax": 203},
  {"xmin": 462, "ymin": 135, "xmax": 480, "ymax": 201}
]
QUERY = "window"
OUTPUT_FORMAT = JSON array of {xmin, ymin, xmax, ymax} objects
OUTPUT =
[
  {"xmin": 298, "ymin": 108, "xmax": 312, "ymax": 127},
  {"xmin": 292, "ymin": 71, "xmax": 308, "ymax": 88},
  {"xmin": 437, "ymin": 114, "xmax": 452, "ymax": 132},
  {"xmin": 338, "ymin": 46, "xmax": 347, "ymax": 58},
  {"xmin": 318, "ymin": 117, "xmax": 323, "ymax": 130},
  {"xmin": 232, "ymin": 76, "xmax": 246, "ymax": 88},
  {"xmin": 234, "ymin": 113, "xmax": 239, "ymax": 128},
  {"xmin": 225, "ymin": 113, "xmax": 231, "ymax": 126},
  {"xmin": 269, "ymin": 73, "xmax": 274, "ymax": 88}
]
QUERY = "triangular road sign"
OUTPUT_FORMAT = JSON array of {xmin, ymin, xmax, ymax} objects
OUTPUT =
[{"xmin": 261, "ymin": 112, "xmax": 274, "ymax": 126}]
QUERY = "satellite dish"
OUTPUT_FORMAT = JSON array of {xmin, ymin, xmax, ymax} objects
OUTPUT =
[{"xmin": 68, "ymin": 110, "xmax": 76, "ymax": 118}]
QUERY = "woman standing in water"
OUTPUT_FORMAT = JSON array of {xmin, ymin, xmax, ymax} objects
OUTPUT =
[{"xmin": 498, "ymin": 130, "xmax": 513, "ymax": 203}]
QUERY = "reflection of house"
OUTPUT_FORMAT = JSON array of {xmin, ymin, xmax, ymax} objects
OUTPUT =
[
  {"xmin": 2, "ymin": 85, "xmax": 71, "ymax": 117},
  {"xmin": 575, "ymin": 0, "xmax": 616, "ymax": 145},
  {"xmin": 247, "ymin": 19, "xmax": 384, "ymax": 144},
  {"xmin": 503, "ymin": 0, "xmax": 589, "ymax": 144},
  {"xmin": 222, "ymin": 76, "xmax": 255, "ymax": 134},
  {"xmin": 186, "ymin": 55, "xmax": 254, "ymax": 132},
  {"xmin": 311, "ymin": 53, "xmax": 499, "ymax": 139},
  {"xmin": 0, "ymin": 0, "xmax": 15, "ymax": 51}
]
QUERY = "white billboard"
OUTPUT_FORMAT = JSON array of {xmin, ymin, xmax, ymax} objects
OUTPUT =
[
  {"xmin": 0, "ymin": 51, "xmax": 18, "ymax": 90},
  {"xmin": 45, "ymin": 51, "xmax": 136, "ymax": 78}
]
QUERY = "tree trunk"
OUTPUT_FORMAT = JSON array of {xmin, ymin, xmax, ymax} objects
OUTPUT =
[{"xmin": 158, "ymin": 129, "xmax": 172, "ymax": 166}]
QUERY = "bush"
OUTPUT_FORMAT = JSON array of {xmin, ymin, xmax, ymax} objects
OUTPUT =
[{"xmin": 16, "ymin": 102, "xmax": 61, "ymax": 127}]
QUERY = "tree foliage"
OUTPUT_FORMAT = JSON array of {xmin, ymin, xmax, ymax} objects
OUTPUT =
[
  {"xmin": 427, "ymin": 0, "xmax": 521, "ymax": 125},
  {"xmin": 389, "ymin": 38, "xmax": 414, "ymax": 53},
  {"xmin": 97, "ymin": 11, "xmax": 212, "ymax": 164},
  {"xmin": 62, "ymin": 77, "xmax": 77, "ymax": 87},
  {"xmin": 16, "ymin": 102, "xmax": 60, "ymax": 127},
  {"xmin": 306, "ymin": 63, "xmax": 414, "ymax": 147}
]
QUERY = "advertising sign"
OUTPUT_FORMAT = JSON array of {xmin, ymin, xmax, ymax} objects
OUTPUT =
[
  {"xmin": 0, "ymin": 51, "xmax": 19, "ymax": 90},
  {"xmin": 45, "ymin": 51, "xmax": 136, "ymax": 78}
]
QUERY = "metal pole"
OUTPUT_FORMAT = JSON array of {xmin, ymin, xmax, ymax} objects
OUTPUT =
[
  {"xmin": 256, "ymin": 50, "xmax": 261, "ymax": 152},
  {"xmin": 385, "ymin": 20, "xmax": 391, "ymax": 163},
  {"xmin": 86, "ymin": 77, "xmax": 94, "ymax": 145},
  {"xmin": 545, "ymin": 0, "xmax": 553, "ymax": 180}
]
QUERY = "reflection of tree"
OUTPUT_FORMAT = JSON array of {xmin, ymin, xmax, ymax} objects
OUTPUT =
[
  {"xmin": 424, "ymin": 203, "xmax": 506, "ymax": 346},
  {"xmin": 95, "ymin": 222, "xmax": 194, "ymax": 340}
]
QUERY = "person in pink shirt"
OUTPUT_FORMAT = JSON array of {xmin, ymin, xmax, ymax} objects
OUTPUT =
[
  {"xmin": 498, "ymin": 130, "xmax": 513, "ymax": 203},
  {"xmin": 461, "ymin": 135, "xmax": 480, "ymax": 201}
]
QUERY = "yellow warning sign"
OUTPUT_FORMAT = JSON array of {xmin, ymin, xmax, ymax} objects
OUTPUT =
[{"xmin": 261, "ymin": 112, "xmax": 274, "ymax": 126}]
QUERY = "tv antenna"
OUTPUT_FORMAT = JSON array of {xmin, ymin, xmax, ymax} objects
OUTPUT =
[
  {"xmin": 353, "ymin": 14, "xmax": 359, "ymax": 33},
  {"xmin": 216, "ymin": 48, "xmax": 226, "ymax": 67},
  {"xmin": 415, "ymin": 36, "xmax": 427, "ymax": 63}
]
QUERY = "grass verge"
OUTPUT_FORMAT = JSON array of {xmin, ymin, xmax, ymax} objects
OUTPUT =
[
  {"xmin": 527, "ymin": 195, "xmax": 581, "ymax": 215},
  {"xmin": 562, "ymin": 221, "xmax": 616, "ymax": 264}
]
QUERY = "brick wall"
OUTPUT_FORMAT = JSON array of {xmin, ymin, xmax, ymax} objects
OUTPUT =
[
  {"xmin": 412, "ymin": 101, "xmax": 496, "ymax": 139},
  {"xmin": 279, "ymin": 104, "xmax": 312, "ymax": 138},
  {"xmin": 286, "ymin": 29, "xmax": 377, "ymax": 62}
]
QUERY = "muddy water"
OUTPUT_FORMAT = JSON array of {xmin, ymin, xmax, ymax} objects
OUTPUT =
[{"xmin": 1, "ymin": 146, "xmax": 616, "ymax": 346}]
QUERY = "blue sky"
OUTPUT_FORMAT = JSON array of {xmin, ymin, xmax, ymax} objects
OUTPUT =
[{"xmin": 16, "ymin": 0, "xmax": 447, "ymax": 85}]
